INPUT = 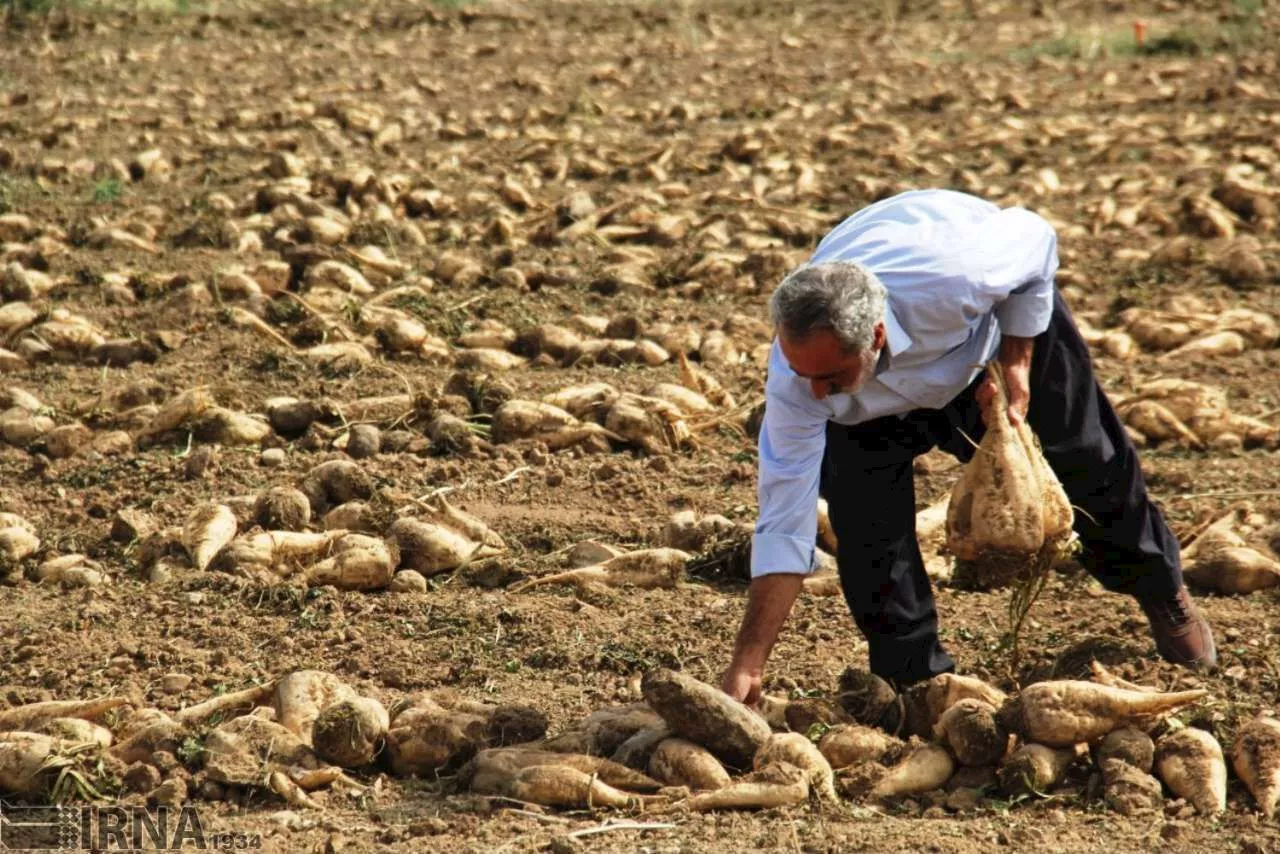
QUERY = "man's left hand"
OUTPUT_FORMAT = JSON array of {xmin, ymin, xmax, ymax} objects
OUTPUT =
[{"xmin": 975, "ymin": 335, "xmax": 1034, "ymax": 426}]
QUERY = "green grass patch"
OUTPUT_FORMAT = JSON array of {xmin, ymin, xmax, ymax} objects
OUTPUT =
[
  {"xmin": 90, "ymin": 176, "xmax": 123, "ymax": 204},
  {"xmin": 1011, "ymin": 16, "xmax": 1269, "ymax": 63}
]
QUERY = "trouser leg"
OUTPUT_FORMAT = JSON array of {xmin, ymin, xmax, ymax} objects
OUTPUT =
[
  {"xmin": 1027, "ymin": 292, "xmax": 1183, "ymax": 597},
  {"xmin": 936, "ymin": 292, "xmax": 1184, "ymax": 599},
  {"xmin": 821, "ymin": 417, "xmax": 956, "ymax": 686}
]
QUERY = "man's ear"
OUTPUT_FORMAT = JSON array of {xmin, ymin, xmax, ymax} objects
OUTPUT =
[{"xmin": 873, "ymin": 321, "xmax": 887, "ymax": 351}]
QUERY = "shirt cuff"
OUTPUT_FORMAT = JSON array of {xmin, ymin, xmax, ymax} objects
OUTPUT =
[
  {"xmin": 995, "ymin": 286, "xmax": 1053, "ymax": 338},
  {"xmin": 749, "ymin": 532, "xmax": 817, "ymax": 578}
]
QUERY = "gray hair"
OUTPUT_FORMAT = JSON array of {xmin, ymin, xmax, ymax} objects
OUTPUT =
[{"xmin": 769, "ymin": 261, "xmax": 887, "ymax": 352}]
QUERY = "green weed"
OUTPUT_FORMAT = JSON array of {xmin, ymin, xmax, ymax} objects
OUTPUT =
[{"xmin": 91, "ymin": 177, "xmax": 123, "ymax": 204}]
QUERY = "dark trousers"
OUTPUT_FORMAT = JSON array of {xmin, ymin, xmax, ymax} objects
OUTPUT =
[{"xmin": 820, "ymin": 291, "xmax": 1183, "ymax": 686}]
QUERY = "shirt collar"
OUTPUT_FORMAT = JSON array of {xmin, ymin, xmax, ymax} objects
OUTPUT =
[{"xmin": 877, "ymin": 300, "xmax": 911, "ymax": 374}]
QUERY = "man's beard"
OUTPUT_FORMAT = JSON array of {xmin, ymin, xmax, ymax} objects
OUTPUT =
[{"xmin": 830, "ymin": 346, "xmax": 880, "ymax": 395}]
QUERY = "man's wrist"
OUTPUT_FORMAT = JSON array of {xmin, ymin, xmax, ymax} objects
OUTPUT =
[
  {"xmin": 998, "ymin": 335, "xmax": 1034, "ymax": 366},
  {"xmin": 729, "ymin": 648, "xmax": 767, "ymax": 672}
]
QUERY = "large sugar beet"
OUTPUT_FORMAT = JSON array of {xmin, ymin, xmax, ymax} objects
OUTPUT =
[
  {"xmin": 463, "ymin": 748, "xmax": 663, "ymax": 810},
  {"xmin": 946, "ymin": 362, "xmax": 1073, "ymax": 587},
  {"xmin": 1232, "ymin": 716, "xmax": 1280, "ymax": 818},
  {"xmin": 640, "ymin": 669, "xmax": 770, "ymax": 769},
  {"xmin": 1155, "ymin": 727, "xmax": 1227, "ymax": 815},
  {"xmin": 998, "ymin": 681, "xmax": 1207, "ymax": 747}
]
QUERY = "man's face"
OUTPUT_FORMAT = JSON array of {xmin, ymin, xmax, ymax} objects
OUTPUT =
[{"xmin": 778, "ymin": 324, "xmax": 885, "ymax": 401}]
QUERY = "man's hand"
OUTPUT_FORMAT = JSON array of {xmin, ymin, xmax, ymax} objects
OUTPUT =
[
  {"xmin": 721, "ymin": 661, "xmax": 764, "ymax": 707},
  {"xmin": 976, "ymin": 335, "xmax": 1034, "ymax": 425}
]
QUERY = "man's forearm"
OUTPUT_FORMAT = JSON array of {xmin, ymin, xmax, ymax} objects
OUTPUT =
[
  {"xmin": 994, "ymin": 334, "xmax": 1035, "ymax": 422},
  {"xmin": 729, "ymin": 573, "xmax": 805, "ymax": 671}
]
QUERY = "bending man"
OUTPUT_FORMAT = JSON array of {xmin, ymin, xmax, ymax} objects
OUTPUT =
[{"xmin": 722, "ymin": 188, "xmax": 1216, "ymax": 705}]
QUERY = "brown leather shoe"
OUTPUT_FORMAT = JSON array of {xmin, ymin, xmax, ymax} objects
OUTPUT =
[{"xmin": 1139, "ymin": 586, "xmax": 1217, "ymax": 670}]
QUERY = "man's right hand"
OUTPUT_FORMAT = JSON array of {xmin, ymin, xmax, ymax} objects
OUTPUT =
[{"xmin": 721, "ymin": 661, "xmax": 764, "ymax": 707}]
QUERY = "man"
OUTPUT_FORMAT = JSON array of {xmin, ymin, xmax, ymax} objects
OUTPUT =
[{"xmin": 721, "ymin": 188, "xmax": 1216, "ymax": 706}]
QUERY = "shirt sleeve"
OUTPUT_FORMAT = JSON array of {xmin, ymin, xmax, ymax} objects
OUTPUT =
[
  {"xmin": 751, "ymin": 346, "xmax": 828, "ymax": 578},
  {"xmin": 970, "ymin": 208, "xmax": 1059, "ymax": 339}
]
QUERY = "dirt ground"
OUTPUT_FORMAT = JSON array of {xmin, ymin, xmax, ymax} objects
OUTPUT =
[{"xmin": 2, "ymin": 0, "xmax": 1280, "ymax": 851}]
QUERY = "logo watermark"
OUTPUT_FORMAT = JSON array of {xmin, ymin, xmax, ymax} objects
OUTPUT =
[{"xmin": 0, "ymin": 803, "xmax": 261, "ymax": 851}]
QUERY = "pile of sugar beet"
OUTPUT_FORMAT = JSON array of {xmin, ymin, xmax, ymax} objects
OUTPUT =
[{"xmin": 0, "ymin": 664, "xmax": 1277, "ymax": 820}]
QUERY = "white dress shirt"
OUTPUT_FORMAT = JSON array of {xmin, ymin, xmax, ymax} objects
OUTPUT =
[{"xmin": 752, "ymin": 189, "xmax": 1060, "ymax": 577}]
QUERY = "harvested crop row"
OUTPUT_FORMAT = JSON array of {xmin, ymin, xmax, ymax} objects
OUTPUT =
[{"xmin": 57, "ymin": 664, "xmax": 1261, "ymax": 817}]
